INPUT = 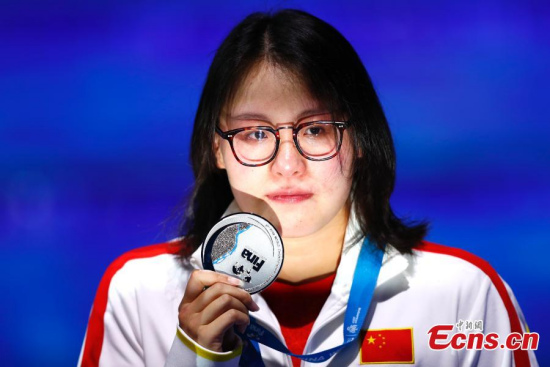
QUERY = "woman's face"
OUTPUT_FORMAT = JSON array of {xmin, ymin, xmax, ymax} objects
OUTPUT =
[{"xmin": 215, "ymin": 63, "xmax": 355, "ymax": 238}]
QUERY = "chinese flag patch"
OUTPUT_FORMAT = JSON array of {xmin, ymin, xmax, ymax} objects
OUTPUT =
[{"xmin": 360, "ymin": 328, "xmax": 414, "ymax": 364}]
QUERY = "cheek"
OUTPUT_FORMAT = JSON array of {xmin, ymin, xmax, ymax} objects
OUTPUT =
[
  {"xmin": 226, "ymin": 165, "xmax": 270, "ymax": 217},
  {"xmin": 223, "ymin": 158, "xmax": 263, "ymax": 196},
  {"xmin": 315, "ymin": 140, "xmax": 354, "ymax": 193},
  {"xmin": 339, "ymin": 134, "xmax": 355, "ymax": 176}
]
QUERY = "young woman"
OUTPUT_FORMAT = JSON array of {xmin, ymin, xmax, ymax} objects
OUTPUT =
[{"xmin": 79, "ymin": 9, "xmax": 538, "ymax": 367}]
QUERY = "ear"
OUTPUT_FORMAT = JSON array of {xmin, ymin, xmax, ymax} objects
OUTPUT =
[{"xmin": 214, "ymin": 135, "xmax": 226, "ymax": 169}]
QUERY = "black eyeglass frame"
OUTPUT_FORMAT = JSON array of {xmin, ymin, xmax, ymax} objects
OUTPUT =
[{"xmin": 215, "ymin": 121, "xmax": 348, "ymax": 167}]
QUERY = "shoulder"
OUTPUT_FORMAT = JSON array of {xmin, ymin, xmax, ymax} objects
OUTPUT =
[
  {"xmin": 82, "ymin": 241, "xmax": 193, "ymax": 366},
  {"xmin": 99, "ymin": 240, "xmax": 194, "ymax": 296},
  {"xmin": 405, "ymin": 240, "xmax": 508, "ymax": 295},
  {"xmin": 106, "ymin": 241, "xmax": 182, "ymax": 272},
  {"xmin": 380, "ymin": 240, "xmax": 503, "ymax": 301},
  {"xmin": 91, "ymin": 239, "xmax": 197, "ymax": 312},
  {"xmin": 408, "ymin": 241, "xmax": 525, "ymax": 331},
  {"xmin": 411, "ymin": 240, "xmax": 500, "ymax": 281}
]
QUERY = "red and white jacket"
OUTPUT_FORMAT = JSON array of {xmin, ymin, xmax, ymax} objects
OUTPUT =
[{"xmin": 79, "ymin": 207, "xmax": 538, "ymax": 366}]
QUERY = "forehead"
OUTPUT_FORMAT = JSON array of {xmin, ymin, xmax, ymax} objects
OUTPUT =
[{"xmin": 223, "ymin": 62, "xmax": 323, "ymax": 118}]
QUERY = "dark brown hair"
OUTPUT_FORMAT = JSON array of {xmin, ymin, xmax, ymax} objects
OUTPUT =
[{"xmin": 177, "ymin": 9, "xmax": 428, "ymax": 257}]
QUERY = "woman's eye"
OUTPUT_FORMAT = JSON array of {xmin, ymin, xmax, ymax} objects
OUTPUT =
[
  {"xmin": 245, "ymin": 130, "xmax": 268, "ymax": 141},
  {"xmin": 304, "ymin": 125, "xmax": 326, "ymax": 136}
]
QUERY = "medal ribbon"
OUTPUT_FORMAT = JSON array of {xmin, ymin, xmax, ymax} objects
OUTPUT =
[{"xmin": 238, "ymin": 237, "xmax": 384, "ymax": 366}]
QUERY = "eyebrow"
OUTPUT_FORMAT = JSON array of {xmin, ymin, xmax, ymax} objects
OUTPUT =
[{"xmin": 226, "ymin": 108, "xmax": 331, "ymax": 124}]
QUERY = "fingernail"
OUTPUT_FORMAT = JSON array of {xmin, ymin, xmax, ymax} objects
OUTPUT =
[
  {"xmin": 250, "ymin": 300, "xmax": 260, "ymax": 312},
  {"xmin": 227, "ymin": 276, "xmax": 244, "ymax": 287}
]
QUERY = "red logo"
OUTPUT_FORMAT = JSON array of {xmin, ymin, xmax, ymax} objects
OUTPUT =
[{"xmin": 427, "ymin": 323, "xmax": 539, "ymax": 351}]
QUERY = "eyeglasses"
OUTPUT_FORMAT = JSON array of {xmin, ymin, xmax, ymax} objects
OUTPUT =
[{"xmin": 215, "ymin": 121, "xmax": 348, "ymax": 167}]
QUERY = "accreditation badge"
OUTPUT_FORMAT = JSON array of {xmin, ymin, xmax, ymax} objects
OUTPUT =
[{"xmin": 201, "ymin": 212, "xmax": 284, "ymax": 294}]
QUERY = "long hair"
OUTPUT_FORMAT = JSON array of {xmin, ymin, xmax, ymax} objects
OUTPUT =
[{"xmin": 177, "ymin": 9, "xmax": 427, "ymax": 257}]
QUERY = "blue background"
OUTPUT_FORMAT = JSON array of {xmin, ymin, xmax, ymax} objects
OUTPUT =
[{"xmin": 1, "ymin": 1, "xmax": 548, "ymax": 365}]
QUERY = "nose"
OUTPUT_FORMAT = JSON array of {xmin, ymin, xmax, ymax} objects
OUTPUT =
[{"xmin": 271, "ymin": 128, "xmax": 306, "ymax": 177}]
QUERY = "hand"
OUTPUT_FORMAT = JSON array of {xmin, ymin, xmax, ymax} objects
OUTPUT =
[{"xmin": 178, "ymin": 270, "xmax": 260, "ymax": 352}]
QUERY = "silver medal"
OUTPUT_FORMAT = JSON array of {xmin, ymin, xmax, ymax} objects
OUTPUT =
[{"xmin": 201, "ymin": 213, "xmax": 284, "ymax": 294}]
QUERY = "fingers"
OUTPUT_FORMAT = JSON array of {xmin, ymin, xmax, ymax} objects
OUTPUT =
[
  {"xmin": 197, "ymin": 309, "xmax": 250, "ymax": 349},
  {"xmin": 213, "ymin": 309, "xmax": 250, "ymax": 334},
  {"xmin": 182, "ymin": 270, "xmax": 244, "ymax": 304},
  {"xmin": 196, "ymin": 282, "xmax": 260, "ymax": 313},
  {"xmin": 200, "ymin": 292, "xmax": 249, "ymax": 325}
]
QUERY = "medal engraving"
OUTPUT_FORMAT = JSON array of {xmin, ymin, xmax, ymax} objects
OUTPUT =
[{"xmin": 202, "ymin": 213, "xmax": 284, "ymax": 294}]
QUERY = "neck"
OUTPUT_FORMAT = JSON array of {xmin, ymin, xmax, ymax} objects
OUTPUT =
[{"xmin": 277, "ymin": 206, "xmax": 349, "ymax": 283}]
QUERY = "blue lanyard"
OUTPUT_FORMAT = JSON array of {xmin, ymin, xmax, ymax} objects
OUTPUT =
[{"xmin": 238, "ymin": 237, "xmax": 384, "ymax": 366}]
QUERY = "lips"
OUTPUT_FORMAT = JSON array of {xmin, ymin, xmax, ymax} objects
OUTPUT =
[{"xmin": 266, "ymin": 189, "xmax": 313, "ymax": 203}]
